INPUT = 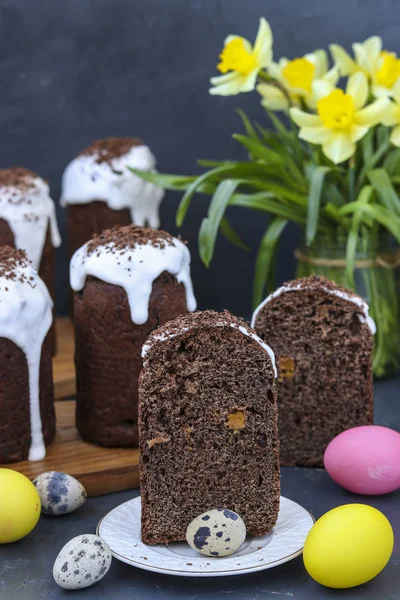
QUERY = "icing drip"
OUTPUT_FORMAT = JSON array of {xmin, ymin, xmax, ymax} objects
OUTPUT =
[
  {"xmin": 0, "ymin": 177, "xmax": 61, "ymax": 269},
  {"xmin": 61, "ymin": 145, "xmax": 165, "ymax": 228},
  {"xmin": 142, "ymin": 321, "xmax": 278, "ymax": 378},
  {"xmin": 251, "ymin": 284, "xmax": 376, "ymax": 335},
  {"xmin": 70, "ymin": 238, "xmax": 197, "ymax": 325},
  {"xmin": 0, "ymin": 258, "xmax": 53, "ymax": 460}
]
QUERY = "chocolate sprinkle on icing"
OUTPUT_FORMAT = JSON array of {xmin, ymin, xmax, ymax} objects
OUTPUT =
[
  {"xmin": 0, "ymin": 167, "xmax": 39, "ymax": 192},
  {"xmin": 86, "ymin": 224, "xmax": 175, "ymax": 256},
  {"xmin": 80, "ymin": 137, "xmax": 142, "ymax": 164},
  {"xmin": 0, "ymin": 246, "xmax": 30, "ymax": 280}
]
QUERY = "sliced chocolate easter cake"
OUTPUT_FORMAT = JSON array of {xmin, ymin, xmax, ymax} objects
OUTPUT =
[
  {"xmin": 0, "ymin": 246, "xmax": 55, "ymax": 463},
  {"xmin": 139, "ymin": 310, "xmax": 280, "ymax": 545},
  {"xmin": 70, "ymin": 224, "xmax": 196, "ymax": 447},
  {"xmin": 252, "ymin": 275, "xmax": 374, "ymax": 467}
]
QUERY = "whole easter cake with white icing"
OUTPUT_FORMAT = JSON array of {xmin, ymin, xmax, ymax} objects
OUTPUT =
[
  {"xmin": 139, "ymin": 309, "xmax": 280, "ymax": 544},
  {"xmin": 0, "ymin": 167, "xmax": 61, "ymax": 351},
  {"xmin": 0, "ymin": 246, "xmax": 55, "ymax": 463},
  {"xmin": 252, "ymin": 275, "xmax": 374, "ymax": 467},
  {"xmin": 70, "ymin": 224, "xmax": 196, "ymax": 447},
  {"xmin": 61, "ymin": 137, "xmax": 165, "ymax": 261}
]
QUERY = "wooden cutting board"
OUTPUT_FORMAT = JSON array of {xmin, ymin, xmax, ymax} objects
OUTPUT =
[
  {"xmin": 3, "ymin": 401, "xmax": 140, "ymax": 496},
  {"xmin": 53, "ymin": 318, "xmax": 76, "ymax": 400},
  {"xmin": 2, "ymin": 318, "xmax": 140, "ymax": 496}
]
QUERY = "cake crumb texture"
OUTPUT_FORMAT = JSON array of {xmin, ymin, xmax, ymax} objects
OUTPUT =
[{"xmin": 139, "ymin": 309, "xmax": 280, "ymax": 544}]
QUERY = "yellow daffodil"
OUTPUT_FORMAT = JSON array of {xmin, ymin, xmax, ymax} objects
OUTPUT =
[
  {"xmin": 209, "ymin": 18, "xmax": 273, "ymax": 96},
  {"xmin": 381, "ymin": 79, "xmax": 400, "ymax": 146},
  {"xmin": 330, "ymin": 36, "xmax": 400, "ymax": 98},
  {"xmin": 289, "ymin": 72, "xmax": 390, "ymax": 164},
  {"xmin": 258, "ymin": 50, "xmax": 339, "ymax": 110}
]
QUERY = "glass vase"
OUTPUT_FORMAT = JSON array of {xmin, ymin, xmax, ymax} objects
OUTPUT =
[{"xmin": 295, "ymin": 235, "xmax": 400, "ymax": 378}]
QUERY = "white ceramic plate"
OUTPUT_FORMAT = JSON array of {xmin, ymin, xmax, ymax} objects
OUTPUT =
[{"xmin": 97, "ymin": 496, "xmax": 314, "ymax": 577}]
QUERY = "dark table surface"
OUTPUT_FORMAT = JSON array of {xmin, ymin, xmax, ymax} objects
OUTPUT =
[{"xmin": 1, "ymin": 377, "xmax": 399, "ymax": 600}]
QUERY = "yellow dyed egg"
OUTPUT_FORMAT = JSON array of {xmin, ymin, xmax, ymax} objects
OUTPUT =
[
  {"xmin": 303, "ymin": 504, "xmax": 394, "ymax": 589},
  {"xmin": 0, "ymin": 469, "xmax": 41, "ymax": 543}
]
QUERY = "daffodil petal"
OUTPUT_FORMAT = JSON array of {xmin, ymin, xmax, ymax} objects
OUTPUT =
[
  {"xmin": 322, "ymin": 133, "xmax": 355, "ymax": 164},
  {"xmin": 257, "ymin": 83, "xmax": 289, "ymax": 110},
  {"xmin": 209, "ymin": 73, "xmax": 248, "ymax": 96},
  {"xmin": 312, "ymin": 79, "xmax": 335, "ymax": 102},
  {"xmin": 346, "ymin": 72, "xmax": 368, "ymax": 110},
  {"xmin": 305, "ymin": 49, "xmax": 328, "ymax": 77},
  {"xmin": 268, "ymin": 61, "xmax": 284, "ymax": 82},
  {"xmin": 323, "ymin": 67, "xmax": 340, "ymax": 86},
  {"xmin": 390, "ymin": 125, "xmax": 400, "ymax": 147},
  {"xmin": 210, "ymin": 72, "xmax": 238, "ymax": 85},
  {"xmin": 380, "ymin": 101, "xmax": 398, "ymax": 126},
  {"xmin": 350, "ymin": 125, "xmax": 369, "ymax": 143},
  {"xmin": 356, "ymin": 97, "xmax": 391, "ymax": 125},
  {"xmin": 371, "ymin": 84, "xmax": 392, "ymax": 98},
  {"xmin": 299, "ymin": 126, "xmax": 334, "ymax": 144},
  {"xmin": 290, "ymin": 107, "xmax": 323, "ymax": 128},
  {"xmin": 240, "ymin": 70, "xmax": 259, "ymax": 93},
  {"xmin": 392, "ymin": 79, "xmax": 400, "ymax": 104},
  {"xmin": 253, "ymin": 17, "xmax": 273, "ymax": 66},
  {"xmin": 329, "ymin": 43, "xmax": 357, "ymax": 75},
  {"xmin": 363, "ymin": 36, "xmax": 382, "ymax": 61}
]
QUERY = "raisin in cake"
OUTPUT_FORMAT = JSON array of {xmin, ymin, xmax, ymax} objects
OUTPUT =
[
  {"xmin": 70, "ymin": 224, "xmax": 196, "ymax": 447},
  {"xmin": 60, "ymin": 137, "xmax": 164, "ymax": 261},
  {"xmin": 252, "ymin": 275, "xmax": 374, "ymax": 467},
  {"xmin": 139, "ymin": 310, "xmax": 280, "ymax": 544},
  {"xmin": 0, "ymin": 246, "xmax": 55, "ymax": 462},
  {"xmin": 0, "ymin": 167, "xmax": 61, "ymax": 352}
]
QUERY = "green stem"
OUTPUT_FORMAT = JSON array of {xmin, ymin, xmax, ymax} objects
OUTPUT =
[
  {"xmin": 257, "ymin": 70, "xmax": 272, "ymax": 83},
  {"xmin": 348, "ymin": 155, "xmax": 356, "ymax": 203}
]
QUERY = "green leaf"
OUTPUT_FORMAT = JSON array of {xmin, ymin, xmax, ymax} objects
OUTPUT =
[
  {"xmin": 367, "ymin": 168, "xmax": 400, "ymax": 216},
  {"xmin": 306, "ymin": 166, "xmax": 331, "ymax": 246},
  {"xmin": 361, "ymin": 129, "xmax": 374, "ymax": 166},
  {"xmin": 357, "ymin": 139, "xmax": 391, "ymax": 187},
  {"xmin": 198, "ymin": 179, "xmax": 241, "ymax": 266},
  {"xmin": 324, "ymin": 182, "xmax": 346, "ymax": 207},
  {"xmin": 219, "ymin": 216, "xmax": 250, "ymax": 251},
  {"xmin": 383, "ymin": 148, "xmax": 400, "ymax": 175},
  {"xmin": 253, "ymin": 217, "xmax": 288, "ymax": 309},
  {"xmin": 176, "ymin": 165, "xmax": 233, "ymax": 226},
  {"xmin": 230, "ymin": 192, "xmax": 309, "ymax": 226},
  {"xmin": 237, "ymin": 109, "xmax": 259, "ymax": 140},
  {"xmin": 232, "ymin": 134, "xmax": 282, "ymax": 165},
  {"xmin": 128, "ymin": 167, "xmax": 197, "ymax": 190}
]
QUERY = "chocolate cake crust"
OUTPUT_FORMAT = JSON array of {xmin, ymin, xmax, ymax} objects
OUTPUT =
[
  {"xmin": 74, "ymin": 272, "xmax": 188, "ymax": 447},
  {"xmin": 139, "ymin": 310, "xmax": 280, "ymax": 544},
  {"xmin": 253, "ymin": 275, "xmax": 374, "ymax": 466}
]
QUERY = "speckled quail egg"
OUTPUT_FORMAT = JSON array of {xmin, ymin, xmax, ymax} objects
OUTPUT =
[
  {"xmin": 53, "ymin": 534, "xmax": 112, "ymax": 590},
  {"xmin": 186, "ymin": 508, "xmax": 246, "ymax": 557},
  {"xmin": 33, "ymin": 471, "xmax": 87, "ymax": 516}
]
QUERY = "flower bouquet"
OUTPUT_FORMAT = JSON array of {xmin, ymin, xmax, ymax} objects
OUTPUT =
[{"xmin": 132, "ymin": 19, "xmax": 400, "ymax": 377}]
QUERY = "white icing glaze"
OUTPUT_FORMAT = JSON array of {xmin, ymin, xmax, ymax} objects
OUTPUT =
[
  {"xmin": 251, "ymin": 283, "xmax": 376, "ymax": 335},
  {"xmin": 0, "ymin": 176, "xmax": 61, "ymax": 269},
  {"xmin": 0, "ymin": 257, "xmax": 53, "ymax": 460},
  {"xmin": 60, "ymin": 145, "xmax": 165, "ymax": 228},
  {"xmin": 70, "ymin": 237, "xmax": 196, "ymax": 325},
  {"xmin": 142, "ymin": 320, "xmax": 278, "ymax": 378}
]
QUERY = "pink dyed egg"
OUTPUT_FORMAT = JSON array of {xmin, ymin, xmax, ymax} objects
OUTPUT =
[{"xmin": 324, "ymin": 426, "xmax": 400, "ymax": 495}]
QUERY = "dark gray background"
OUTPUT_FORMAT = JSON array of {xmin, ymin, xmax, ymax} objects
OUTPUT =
[{"xmin": 2, "ymin": 0, "xmax": 400, "ymax": 315}]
